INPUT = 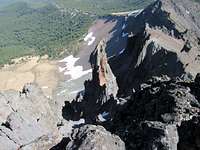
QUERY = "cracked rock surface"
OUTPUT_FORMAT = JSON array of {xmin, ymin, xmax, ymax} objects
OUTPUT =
[{"xmin": 0, "ymin": 84, "xmax": 61, "ymax": 150}]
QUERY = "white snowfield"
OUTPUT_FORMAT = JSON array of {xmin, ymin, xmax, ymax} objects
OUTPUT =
[
  {"xmin": 59, "ymin": 55, "xmax": 92, "ymax": 81},
  {"xmin": 84, "ymin": 32, "xmax": 96, "ymax": 46}
]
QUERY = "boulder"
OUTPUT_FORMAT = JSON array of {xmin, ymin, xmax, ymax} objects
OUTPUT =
[{"xmin": 66, "ymin": 125, "xmax": 125, "ymax": 150}]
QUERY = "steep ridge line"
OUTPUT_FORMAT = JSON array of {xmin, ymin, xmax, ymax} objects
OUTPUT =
[{"xmin": 1, "ymin": 0, "xmax": 200, "ymax": 149}]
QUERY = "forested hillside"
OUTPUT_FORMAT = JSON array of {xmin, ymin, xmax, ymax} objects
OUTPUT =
[
  {"xmin": 0, "ymin": 0, "xmax": 153, "ymax": 65},
  {"xmin": 56, "ymin": 0, "xmax": 152, "ymax": 15},
  {"xmin": 0, "ymin": 2, "xmax": 92, "ymax": 64}
]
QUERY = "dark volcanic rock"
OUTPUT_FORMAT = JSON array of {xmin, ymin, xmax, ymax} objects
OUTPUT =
[
  {"xmin": 131, "ymin": 121, "xmax": 179, "ymax": 150},
  {"xmin": 141, "ymin": 121, "xmax": 178, "ymax": 150},
  {"xmin": 178, "ymin": 117, "xmax": 200, "ymax": 150},
  {"xmin": 60, "ymin": 0, "xmax": 200, "ymax": 149},
  {"xmin": 129, "ymin": 80, "xmax": 199, "ymax": 123},
  {"xmin": 62, "ymin": 74, "xmax": 200, "ymax": 150},
  {"xmin": 195, "ymin": 73, "xmax": 200, "ymax": 86},
  {"xmin": 66, "ymin": 125, "xmax": 125, "ymax": 150},
  {"xmin": 107, "ymin": 75, "xmax": 200, "ymax": 150},
  {"xmin": 60, "ymin": 1, "xmax": 200, "ymax": 149},
  {"xmin": 110, "ymin": 0, "xmax": 200, "ymax": 95}
]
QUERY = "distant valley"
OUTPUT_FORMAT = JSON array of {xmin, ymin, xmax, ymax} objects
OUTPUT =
[{"xmin": 0, "ymin": 0, "xmax": 152, "ymax": 65}]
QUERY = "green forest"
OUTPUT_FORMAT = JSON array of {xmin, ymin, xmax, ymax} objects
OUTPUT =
[
  {"xmin": 56, "ymin": 0, "xmax": 152, "ymax": 15},
  {"xmin": 0, "ymin": 0, "xmax": 152, "ymax": 65}
]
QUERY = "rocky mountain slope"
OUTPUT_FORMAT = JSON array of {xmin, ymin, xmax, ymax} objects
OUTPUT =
[
  {"xmin": 62, "ymin": 0, "xmax": 200, "ymax": 149},
  {"xmin": 111, "ymin": 0, "xmax": 200, "ymax": 95},
  {"xmin": 0, "ymin": 84, "xmax": 62, "ymax": 149},
  {"xmin": 0, "ymin": 0, "xmax": 200, "ymax": 149}
]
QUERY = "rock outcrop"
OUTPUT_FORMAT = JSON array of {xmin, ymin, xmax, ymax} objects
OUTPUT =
[
  {"xmin": 61, "ymin": 73, "xmax": 200, "ymax": 150},
  {"xmin": 62, "ymin": 40, "xmax": 119, "ymax": 123},
  {"xmin": 66, "ymin": 125, "xmax": 125, "ymax": 150},
  {"xmin": 108, "ymin": 75, "xmax": 200, "ymax": 149},
  {"xmin": 1, "ymin": 0, "xmax": 200, "ymax": 150},
  {"xmin": 0, "ymin": 84, "xmax": 61, "ymax": 150},
  {"xmin": 90, "ymin": 40, "xmax": 118, "ymax": 100},
  {"xmin": 110, "ymin": 0, "xmax": 200, "ymax": 95},
  {"xmin": 60, "ymin": 0, "xmax": 200, "ymax": 149},
  {"xmin": 178, "ymin": 116, "xmax": 200, "ymax": 150}
]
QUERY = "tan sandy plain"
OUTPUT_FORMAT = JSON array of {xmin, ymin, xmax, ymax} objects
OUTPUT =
[{"xmin": 0, "ymin": 56, "xmax": 59, "ymax": 97}]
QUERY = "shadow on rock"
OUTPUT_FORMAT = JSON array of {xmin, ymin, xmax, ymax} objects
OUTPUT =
[
  {"xmin": 50, "ymin": 137, "xmax": 71, "ymax": 150},
  {"xmin": 178, "ymin": 116, "xmax": 200, "ymax": 150}
]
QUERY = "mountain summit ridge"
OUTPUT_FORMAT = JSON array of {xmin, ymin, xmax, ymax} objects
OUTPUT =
[
  {"xmin": 0, "ymin": 0, "xmax": 200, "ymax": 149},
  {"xmin": 63, "ymin": 0, "xmax": 200, "ymax": 149}
]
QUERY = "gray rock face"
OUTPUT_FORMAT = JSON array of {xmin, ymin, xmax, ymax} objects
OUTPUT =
[
  {"xmin": 66, "ymin": 125, "xmax": 125, "ymax": 150},
  {"xmin": 0, "ymin": 84, "xmax": 61, "ymax": 150},
  {"xmin": 0, "ymin": 133, "xmax": 19, "ymax": 150}
]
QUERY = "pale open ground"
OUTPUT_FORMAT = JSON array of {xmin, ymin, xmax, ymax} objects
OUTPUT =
[
  {"xmin": 0, "ymin": 16, "xmax": 127, "ymax": 100},
  {"xmin": 0, "ymin": 56, "xmax": 59, "ymax": 97}
]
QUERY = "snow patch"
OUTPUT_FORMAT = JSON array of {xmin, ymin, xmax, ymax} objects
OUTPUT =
[
  {"xmin": 88, "ymin": 36, "xmax": 96, "ymax": 45},
  {"xmin": 59, "ymin": 55, "xmax": 79, "ymax": 63},
  {"xmin": 59, "ymin": 55, "xmax": 92, "ymax": 81},
  {"xmin": 59, "ymin": 66, "xmax": 67, "ymax": 73},
  {"xmin": 84, "ymin": 32, "xmax": 93, "ymax": 41},
  {"xmin": 84, "ymin": 32, "xmax": 96, "ymax": 46}
]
